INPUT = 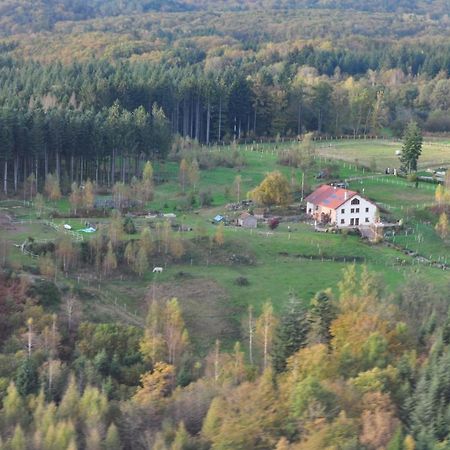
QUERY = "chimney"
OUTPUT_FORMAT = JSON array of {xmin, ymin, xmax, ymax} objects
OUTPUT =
[{"xmin": 344, "ymin": 191, "xmax": 348, "ymax": 201}]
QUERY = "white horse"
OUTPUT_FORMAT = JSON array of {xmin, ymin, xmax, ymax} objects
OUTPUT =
[{"xmin": 153, "ymin": 267, "xmax": 163, "ymax": 273}]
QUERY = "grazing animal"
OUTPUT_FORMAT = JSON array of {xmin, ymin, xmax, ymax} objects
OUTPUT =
[{"xmin": 153, "ymin": 267, "xmax": 163, "ymax": 273}]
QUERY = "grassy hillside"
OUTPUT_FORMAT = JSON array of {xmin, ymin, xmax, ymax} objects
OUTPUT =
[{"xmin": 2, "ymin": 138, "xmax": 449, "ymax": 352}]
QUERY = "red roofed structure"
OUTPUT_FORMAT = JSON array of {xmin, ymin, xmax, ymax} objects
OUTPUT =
[
  {"xmin": 306, "ymin": 185, "xmax": 378, "ymax": 228},
  {"xmin": 305, "ymin": 185, "xmax": 357, "ymax": 210}
]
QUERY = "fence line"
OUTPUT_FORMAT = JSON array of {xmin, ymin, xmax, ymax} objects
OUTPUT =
[{"xmin": 42, "ymin": 220, "xmax": 84, "ymax": 242}]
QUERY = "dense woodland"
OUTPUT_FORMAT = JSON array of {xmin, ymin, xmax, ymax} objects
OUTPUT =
[
  {"xmin": 1, "ymin": 0, "xmax": 450, "ymax": 35},
  {"xmin": 2, "ymin": 2, "xmax": 450, "ymax": 191},
  {"xmin": 2, "ymin": 266, "xmax": 450, "ymax": 449},
  {"xmin": 2, "ymin": 1, "xmax": 450, "ymax": 449}
]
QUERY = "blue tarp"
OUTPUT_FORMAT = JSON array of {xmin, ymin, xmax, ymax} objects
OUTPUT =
[
  {"xmin": 79, "ymin": 227, "xmax": 96, "ymax": 233},
  {"xmin": 214, "ymin": 215, "xmax": 224, "ymax": 222}
]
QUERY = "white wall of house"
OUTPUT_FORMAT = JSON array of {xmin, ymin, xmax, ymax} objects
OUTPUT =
[{"xmin": 335, "ymin": 195, "xmax": 378, "ymax": 227}]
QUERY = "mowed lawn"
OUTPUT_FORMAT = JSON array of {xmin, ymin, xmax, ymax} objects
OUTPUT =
[{"xmin": 316, "ymin": 139, "xmax": 450, "ymax": 170}]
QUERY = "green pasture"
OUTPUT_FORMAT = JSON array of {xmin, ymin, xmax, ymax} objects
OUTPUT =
[
  {"xmin": 390, "ymin": 221, "xmax": 450, "ymax": 264},
  {"xmin": 149, "ymin": 149, "xmax": 370, "ymax": 211},
  {"xmin": 77, "ymin": 222, "xmax": 449, "ymax": 351},
  {"xmin": 2, "ymin": 138, "xmax": 450, "ymax": 352},
  {"xmin": 347, "ymin": 176, "xmax": 435, "ymax": 211},
  {"xmin": 316, "ymin": 139, "xmax": 450, "ymax": 170}
]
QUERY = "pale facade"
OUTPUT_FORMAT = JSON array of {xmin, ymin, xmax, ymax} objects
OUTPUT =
[
  {"xmin": 306, "ymin": 185, "xmax": 378, "ymax": 228},
  {"xmin": 334, "ymin": 195, "xmax": 378, "ymax": 227}
]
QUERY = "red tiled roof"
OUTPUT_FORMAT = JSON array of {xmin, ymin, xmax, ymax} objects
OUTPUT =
[
  {"xmin": 239, "ymin": 212, "xmax": 255, "ymax": 220},
  {"xmin": 305, "ymin": 185, "xmax": 357, "ymax": 210}
]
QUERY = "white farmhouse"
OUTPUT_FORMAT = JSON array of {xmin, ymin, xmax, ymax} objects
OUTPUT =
[{"xmin": 305, "ymin": 185, "xmax": 378, "ymax": 228}]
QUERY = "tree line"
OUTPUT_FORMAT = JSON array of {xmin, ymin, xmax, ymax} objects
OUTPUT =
[
  {"xmin": 3, "ymin": 54, "xmax": 450, "ymax": 195},
  {"xmin": 0, "ymin": 99, "xmax": 171, "ymax": 195}
]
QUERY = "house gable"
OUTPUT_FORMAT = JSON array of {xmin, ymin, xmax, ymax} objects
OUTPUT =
[{"xmin": 336, "ymin": 195, "xmax": 378, "ymax": 227}]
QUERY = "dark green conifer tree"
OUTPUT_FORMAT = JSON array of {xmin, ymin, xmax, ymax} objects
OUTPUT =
[{"xmin": 272, "ymin": 295, "xmax": 309, "ymax": 372}]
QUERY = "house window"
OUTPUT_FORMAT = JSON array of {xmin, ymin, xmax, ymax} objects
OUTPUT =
[
  {"xmin": 308, "ymin": 208, "xmax": 312, "ymax": 213},
  {"xmin": 341, "ymin": 208, "xmax": 345, "ymax": 214},
  {"xmin": 341, "ymin": 219, "xmax": 345, "ymax": 224},
  {"xmin": 350, "ymin": 218, "xmax": 354, "ymax": 226},
  {"xmin": 365, "ymin": 218, "xmax": 369, "ymax": 223},
  {"xmin": 351, "ymin": 208, "xmax": 354, "ymax": 213},
  {"xmin": 365, "ymin": 207, "xmax": 369, "ymax": 212},
  {"xmin": 355, "ymin": 218, "xmax": 360, "ymax": 226},
  {"xmin": 356, "ymin": 208, "xmax": 360, "ymax": 213},
  {"xmin": 351, "ymin": 198, "xmax": 360, "ymax": 205}
]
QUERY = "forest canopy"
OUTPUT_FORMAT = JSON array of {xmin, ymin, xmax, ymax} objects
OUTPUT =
[{"xmin": 1, "ymin": 1, "xmax": 450, "ymax": 190}]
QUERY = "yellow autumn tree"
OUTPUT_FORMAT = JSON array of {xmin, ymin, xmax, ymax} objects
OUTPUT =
[
  {"xmin": 214, "ymin": 222, "xmax": 225, "ymax": 247},
  {"xmin": 435, "ymin": 212, "xmax": 449, "ymax": 240},
  {"xmin": 44, "ymin": 173, "xmax": 61, "ymax": 201},
  {"xmin": 103, "ymin": 241, "xmax": 117, "ymax": 275},
  {"xmin": 435, "ymin": 184, "xmax": 444, "ymax": 207},
  {"xmin": 69, "ymin": 182, "xmax": 82, "ymax": 214},
  {"xmin": 255, "ymin": 301, "xmax": 278, "ymax": 370},
  {"xmin": 140, "ymin": 298, "xmax": 189, "ymax": 367},
  {"xmin": 134, "ymin": 362, "xmax": 175, "ymax": 406},
  {"xmin": 249, "ymin": 171, "xmax": 291, "ymax": 206},
  {"xmin": 188, "ymin": 158, "xmax": 200, "ymax": 191},
  {"xmin": 359, "ymin": 392, "xmax": 399, "ymax": 449},
  {"xmin": 404, "ymin": 435, "xmax": 416, "ymax": 450},
  {"xmin": 83, "ymin": 179, "xmax": 95, "ymax": 210},
  {"xmin": 179, "ymin": 158, "xmax": 189, "ymax": 193},
  {"xmin": 39, "ymin": 254, "xmax": 56, "ymax": 279},
  {"xmin": 141, "ymin": 226, "xmax": 153, "ymax": 256},
  {"xmin": 140, "ymin": 161, "xmax": 154, "ymax": 202},
  {"xmin": 201, "ymin": 369, "xmax": 280, "ymax": 450}
]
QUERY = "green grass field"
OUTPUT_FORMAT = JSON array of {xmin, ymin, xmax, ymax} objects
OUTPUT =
[
  {"xmin": 348, "ymin": 176, "xmax": 435, "ymax": 210},
  {"xmin": 149, "ymin": 148, "xmax": 371, "ymax": 211},
  {"xmin": 316, "ymin": 139, "xmax": 450, "ymax": 170},
  {"xmin": 2, "ymin": 137, "xmax": 450, "ymax": 352}
]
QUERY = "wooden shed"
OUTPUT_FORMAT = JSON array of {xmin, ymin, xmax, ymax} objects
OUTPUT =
[{"xmin": 238, "ymin": 212, "xmax": 257, "ymax": 229}]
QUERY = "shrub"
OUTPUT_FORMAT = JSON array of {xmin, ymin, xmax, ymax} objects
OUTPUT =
[
  {"xmin": 123, "ymin": 216, "xmax": 137, "ymax": 234},
  {"xmin": 322, "ymin": 164, "xmax": 340, "ymax": 179},
  {"xmin": 28, "ymin": 241, "xmax": 55, "ymax": 255},
  {"xmin": 235, "ymin": 276, "xmax": 250, "ymax": 286},
  {"xmin": 27, "ymin": 280, "xmax": 61, "ymax": 308},
  {"xmin": 268, "ymin": 218, "xmax": 280, "ymax": 230},
  {"xmin": 188, "ymin": 191, "xmax": 197, "ymax": 207},
  {"xmin": 407, "ymin": 173, "xmax": 418, "ymax": 183},
  {"xmin": 199, "ymin": 190, "xmax": 213, "ymax": 207}
]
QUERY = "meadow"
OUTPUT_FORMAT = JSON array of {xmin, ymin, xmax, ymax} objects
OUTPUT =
[
  {"xmin": 2, "ymin": 137, "xmax": 450, "ymax": 352},
  {"xmin": 316, "ymin": 138, "xmax": 450, "ymax": 169}
]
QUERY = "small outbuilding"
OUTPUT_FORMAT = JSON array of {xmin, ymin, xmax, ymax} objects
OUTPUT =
[{"xmin": 238, "ymin": 212, "xmax": 257, "ymax": 229}]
